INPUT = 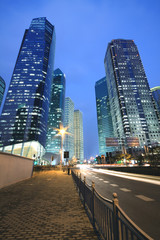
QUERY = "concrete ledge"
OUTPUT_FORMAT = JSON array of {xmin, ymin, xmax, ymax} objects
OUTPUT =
[{"xmin": 0, "ymin": 151, "xmax": 34, "ymax": 189}]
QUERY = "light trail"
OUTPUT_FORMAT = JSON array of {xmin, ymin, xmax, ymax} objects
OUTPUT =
[{"xmin": 91, "ymin": 168, "xmax": 160, "ymax": 185}]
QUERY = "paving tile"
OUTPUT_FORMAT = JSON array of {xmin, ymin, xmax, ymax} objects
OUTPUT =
[{"xmin": 0, "ymin": 170, "xmax": 98, "ymax": 240}]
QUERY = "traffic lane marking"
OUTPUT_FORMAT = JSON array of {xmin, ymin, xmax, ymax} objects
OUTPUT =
[
  {"xmin": 110, "ymin": 184, "xmax": 119, "ymax": 187},
  {"xmin": 82, "ymin": 172, "xmax": 87, "ymax": 175},
  {"xmin": 135, "ymin": 195, "xmax": 155, "ymax": 202},
  {"xmin": 83, "ymin": 172, "xmax": 155, "ymax": 203},
  {"xmin": 82, "ymin": 172, "xmax": 155, "ymax": 203},
  {"xmin": 120, "ymin": 188, "xmax": 131, "ymax": 192}
]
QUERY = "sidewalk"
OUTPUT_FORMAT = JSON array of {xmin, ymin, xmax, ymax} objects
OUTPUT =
[{"xmin": 0, "ymin": 170, "xmax": 98, "ymax": 240}]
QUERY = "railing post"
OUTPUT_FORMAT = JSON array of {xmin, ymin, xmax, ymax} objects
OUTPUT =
[
  {"xmin": 76, "ymin": 172, "xmax": 78, "ymax": 190},
  {"xmin": 79, "ymin": 173, "xmax": 81, "ymax": 196},
  {"xmin": 76, "ymin": 172, "xmax": 78, "ymax": 181},
  {"xmin": 113, "ymin": 193, "xmax": 120, "ymax": 240},
  {"xmin": 83, "ymin": 176, "xmax": 86, "ymax": 208},
  {"xmin": 92, "ymin": 181, "xmax": 95, "ymax": 227}
]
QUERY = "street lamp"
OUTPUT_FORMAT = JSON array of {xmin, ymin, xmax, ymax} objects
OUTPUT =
[{"xmin": 56, "ymin": 125, "xmax": 69, "ymax": 170}]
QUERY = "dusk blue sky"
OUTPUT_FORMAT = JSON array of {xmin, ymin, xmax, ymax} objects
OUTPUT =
[{"xmin": 0, "ymin": 0, "xmax": 160, "ymax": 159}]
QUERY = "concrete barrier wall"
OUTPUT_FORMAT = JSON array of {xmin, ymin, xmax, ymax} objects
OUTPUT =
[{"xmin": 0, "ymin": 152, "xmax": 34, "ymax": 189}]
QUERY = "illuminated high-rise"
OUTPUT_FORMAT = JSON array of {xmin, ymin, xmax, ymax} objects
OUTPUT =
[
  {"xmin": 104, "ymin": 39, "xmax": 160, "ymax": 151},
  {"xmin": 74, "ymin": 110, "xmax": 84, "ymax": 161},
  {"xmin": 46, "ymin": 68, "xmax": 65, "ymax": 157},
  {"xmin": 95, "ymin": 77, "xmax": 115, "ymax": 156},
  {"xmin": 64, "ymin": 97, "xmax": 74, "ymax": 161},
  {"xmin": 0, "ymin": 17, "xmax": 56, "ymax": 158},
  {"xmin": 0, "ymin": 76, "xmax": 5, "ymax": 111},
  {"xmin": 151, "ymin": 86, "xmax": 160, "ymax": 117}
]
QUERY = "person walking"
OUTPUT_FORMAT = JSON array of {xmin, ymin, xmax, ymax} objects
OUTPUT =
[{"xmin": 68, "ymin": 165, "xmax": 70, "ymax": 175}]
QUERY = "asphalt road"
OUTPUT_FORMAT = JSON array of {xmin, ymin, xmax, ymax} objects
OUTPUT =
[{"xmin": 76, "ymin": 166, "xmax": 160, "ymax": 240}]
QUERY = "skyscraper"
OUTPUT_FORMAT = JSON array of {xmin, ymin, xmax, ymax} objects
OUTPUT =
[
  {"xmin": 0, "ymin": 17, "xmax": 56, "ymax": 158},
  {"xmin": 0, "ymin": 76, "xmax": 5, "ymax": 108},
  {"xmin": 46, "ymin": 68, "xmax": 65, "ymax": 158},
  {"xmin": 64, "ymin": 97, "xmax": 74, "ymax": 160},
  {"xmin": 95, "ymin": 77, "xmax": 115, "ymax": 156},
  {"xmin": 74, "ymin": 110, "xmax": 84, "ymax": 161},
  {"xmin": 104, "ymin": 39, "xmax": 160, "ymax": 151},
  {"xmin": 151, "ymin": 86, "xmax": 160, "ymax": 117}
]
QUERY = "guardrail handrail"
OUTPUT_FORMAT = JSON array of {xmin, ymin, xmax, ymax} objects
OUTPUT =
[
  {"xmin": 72, "ymin": 170, "xmax": 153, "ymax": 240},
  {"xmin": 85, "ymin": 182, "xmax": 92, "ymax": 188},
  {"xmin": 94, "ymin": 188, "xmax": 113, "ymax": 204},
  {"xmin": 116, "ymin": 204, "xmax": 153, "ymax": 240}
]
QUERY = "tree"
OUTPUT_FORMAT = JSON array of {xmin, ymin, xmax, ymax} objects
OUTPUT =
[
  {"xmin": 114, "ymin": 152, "xmax": 131, "ymax": 164},
  {"xmin": 137, "ymin": 154, "xmax": 144, "ymax": 165},
  {"xmin": 125, "ymin": 153, "xmax": 132, "ymax": 160},
  {"xmin": 148, "ymin": 146, "xmax": 160, "ymax": 167}
]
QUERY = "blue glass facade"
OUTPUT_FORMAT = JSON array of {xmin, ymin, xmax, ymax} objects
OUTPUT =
[
  {"xmin": 151, "ymin": 87, "xmax": 160, "ymax": 117},
  {"xmin": 46, "ymin": 68, "xmax": 65, "ymax": 155},
  {"xmin": 104, "ymin": 39, "xmax": 160, "ymax": 150},
  {"xmin": 0, "ymin": 17, "xmax": 56, "ymax": 158},
  {"xmin": 64, "ymin": 97, "xmax": 74, "ymax": 160},
  {"xmin": 74, "ymin": 110, "xmax": 84, "ymax": 161},
  {"xmin": 95, "ymin": 77, "xmax": 115, "ymax": 156},
  {"xmin": 0, "ymin": 76, "xmax": 5, "ymax": 108}
]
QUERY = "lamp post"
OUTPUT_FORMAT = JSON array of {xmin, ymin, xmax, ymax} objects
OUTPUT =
[
  {"xmin": 56, "ymin": 125, "xmax": 69, "ymax": 170},
  {"xmin": 59, "ymin": 128, "xmax": 65, "ymax": 169}
]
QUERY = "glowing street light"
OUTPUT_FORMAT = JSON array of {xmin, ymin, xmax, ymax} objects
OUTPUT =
[{"xmin": 55, "ymin": 124, "xmax": 69, "ymax": 169}]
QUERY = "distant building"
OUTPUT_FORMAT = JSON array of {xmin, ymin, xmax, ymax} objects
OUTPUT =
[
  {"xmin": 95, "ymin": 77, "xmax": 115, "ymax": 156},
  {"xmin": 151, "ymin": 86, "xmax": 160, "ymax": 117},
  {"xmin": 74, "ymin": 110, "xmax": 84, "ymax": 161},
  {"xmin": 104, "ymin": 39, "xmax": 160, "ymax": 151},
  {"xmin": 0, "ymin": 76, "xmax": 5, "ymax": 108},
  {"xmin": 64, "ymin": 97, "xmax": 74, "ymax": 161},
  {"xmin": 0, "ymin": 17, "xmax": 56, "ymax": 158},
  {"xmin": 45, "ymin": 68, "xmax": 65, "ymax": 160}
]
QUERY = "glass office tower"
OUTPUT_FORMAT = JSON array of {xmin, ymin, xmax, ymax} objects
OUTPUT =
[
  {"xmin": 104, "ymin": 39, "xmax": 160, "ymax": 151},
  {"xmin": 64, "ymin": 97, "xmax": 74, "ymax": 160},
  {"xmin": 74, "ymin": 110, "xmax": 84, "ymax": 161},
  {"xmin": 46, "ymin": 68, "xmax": 65, "ymax": 157},
  {"xmin": 0, "ymin": 76, "xmax": 5, "ymax": 108},
  {"xmin": 0, "ymin": 17, "xmax": 56, "ymax": 158},
  {"xmin": 95, "ymin": 77, "xmax": 115, "ymax": 156},
  {"xmin": 151, "ymin": 86, "xmax": 160, "ymax": 117}
]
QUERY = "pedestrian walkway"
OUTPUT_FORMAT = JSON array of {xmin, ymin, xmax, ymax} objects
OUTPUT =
[{"xmin": 0, "ymin": 170, "xmax": 98, "ymax": 240}]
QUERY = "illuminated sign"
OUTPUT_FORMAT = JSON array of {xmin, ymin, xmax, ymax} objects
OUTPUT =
[
  {"xmin": 126, "ymin": 137, "xmax": 139, "ymax": 147},
  {"xmin": 106, "ymin": 138, "xmax": 119, "ymax": 146}
]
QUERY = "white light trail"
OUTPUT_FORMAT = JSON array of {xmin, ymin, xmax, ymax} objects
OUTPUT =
[{"xmin": 91, "ymin": 168, "xmax": 160, "ymax": 185}]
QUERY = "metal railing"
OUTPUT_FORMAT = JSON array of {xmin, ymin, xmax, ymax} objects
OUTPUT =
[{"xmin": 72, "ymin": 170, "xmax": 153, "ymax": 240}]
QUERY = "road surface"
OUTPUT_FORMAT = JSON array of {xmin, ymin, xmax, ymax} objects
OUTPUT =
[{"xmin": 76, "ymin": 166, "xmax": 160, "ymax": 240}]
